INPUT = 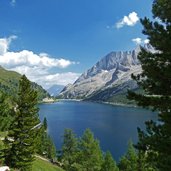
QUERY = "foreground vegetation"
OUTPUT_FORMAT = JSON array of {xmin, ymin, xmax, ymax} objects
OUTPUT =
[
  {"xmin": 0, "ymin": 75, "xmax": 57, "ymax": 170},
  {"xmin": 127, "ymin": 0, "xmax": 171, "ymax": 170},
  {"xmin": 32, "ymin": 158, "xmax": 64, "ymax": 171}
]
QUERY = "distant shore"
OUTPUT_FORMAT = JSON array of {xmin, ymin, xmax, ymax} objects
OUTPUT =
[
  {"xmin": 39, "ymin": 97, "xmax": 59, "ymax": 104},
  {"xmin": 99, "ymin": 101, "xmax": 137, "ymax": 108},
  {"xmin": 58, "ymin": 98, "xmax": 137, "ymax": 108},
  {"xmin": 60, "ymin": 99, "xmax": 82, "ymax": 102}
]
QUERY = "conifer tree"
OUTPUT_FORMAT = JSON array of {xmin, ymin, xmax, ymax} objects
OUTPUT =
[
  {"xmin": 46, "ymin": 136, "xmax": 56, "ymax": 161},
  {"xmin": 61, "ymin": 129, "xmax": 78, "ymax": 171},
  {"xmin": 128, "ymin": 0, "xmax": 171, "ymax": 170},
  {"xmin": 118, "ymin": 141, "xmax": 138, "ymax": 171},
  {"xmin": 37, "ymin": 117, "xmax": 57, "ymax": 161},
  {"xmin": 101, "ymin": 151, "xmax": 119, "ymax": 171},
  {"xmin": 0, "ymin": 92, "xmax": 13, "ymax": 131},
  {"xmin": 78, "ymin": 128, "xmax": 103, "ymax": 171},
  {"xmin": 3, "ymin": 75, "xmax": 40, "ymax": 171},
  {"xmin": 43, "ymin": 117, "xmax": 47, "ymax": 130}
]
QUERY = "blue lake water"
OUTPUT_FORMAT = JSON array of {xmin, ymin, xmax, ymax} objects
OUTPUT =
[{"xmin": 38, "ymin": 100, "xmax": 157, "ymax": 161}]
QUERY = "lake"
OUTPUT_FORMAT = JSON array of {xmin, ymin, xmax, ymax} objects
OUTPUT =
[{"xmin": 39, "ymin": 100, "xmax": 157, "ymax": 161}]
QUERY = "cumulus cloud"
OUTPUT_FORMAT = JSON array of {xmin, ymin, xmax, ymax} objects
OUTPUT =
[
  {"xmin": 34, "ymin": 72, "xmax": 81, "ymax": 89},
  {"xmin": 132, "ymin": 37, "xmax": 150, "ymax": 45},
  {"xmin": 116, "ymin": 12, "xmax": 139, "ymax": 28},
  {"xmin": 0, "ymin": 36, "xmax": 80, "ymax": 89},
  {"xmin": 10, "ymin": 65, "xmax": 80, "ymax": 89},
  {"xmin": 0, "ymin": 35, "xmax": 17, "ymax": 55},
  {"xmin": 0, "ymin": 50, "xmax": 76, "ymax": 68},
  {"xmin": 132, "ymin": 38, "xmax": 142, "ymax": 45}
]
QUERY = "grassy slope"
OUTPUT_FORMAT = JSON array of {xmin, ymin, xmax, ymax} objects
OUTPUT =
[
  {"xmin": 9, "ymin": 158, "xmax": 64, "ymax": 171},
  {"xmin": 32, "ymin": 158, "xmax": 64, "ymax": 171},
  {"xmin": 0, "ymin": 66, "xmax": 20, "ymax": 94},
  {"xmin": 0, "ymin": 66, "xmax": 49, "ymax": 100},
  {"xmin": 0, "ymin": 132, "xmax": 64, "ymax": 171}
]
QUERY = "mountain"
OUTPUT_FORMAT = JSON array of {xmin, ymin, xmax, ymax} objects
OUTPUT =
[
  {"xmin": 0, "ymin": 66, "xmax": 50, "ymax": 100},
  {"xmin": 47, "ymin": 85, "xmax": 65, "ymax": 96},
  {"xmin": 59, "ymin": 46, "xmax": 142, "ymax": 103}
]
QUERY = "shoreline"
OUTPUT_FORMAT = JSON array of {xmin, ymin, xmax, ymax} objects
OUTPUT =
[
  {"xmin": 99, "ymin": 101, "xmax": 138, "ymax": 108},
  {"xmin": 58, "ymin": 98, "xmax": 138, "ymax": 108}
]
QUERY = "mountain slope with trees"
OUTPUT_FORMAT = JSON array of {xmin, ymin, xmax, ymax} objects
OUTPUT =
[{"xmin": 0, "ymin": 66, "xmax": 49, "ymax": 101}]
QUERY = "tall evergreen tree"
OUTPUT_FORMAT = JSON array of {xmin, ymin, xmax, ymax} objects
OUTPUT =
[
  {"xmin": 61, "ymin": 129, "xmax": 78, "ymax": 171},
  {"xmin": 37, "ymin": 117, "xmax": 57, "ymax": 161},
  {"xmin": 2, "ymin": 75, "xmax": 40, "ymax": 171},
  {"xmin": 101, "ymin": 151, "xmax": 119, "ymax": 171},
  {"xmin": 118, "ymin": 141, "xmax": 138, "ymax": 171},
  {"xmin": 78, "ymin": 128, "xmax": 103, "ymax": 171},
  {"xmin": 43, "ymin": 117, "xmax": 47, "ymax": 131},
  {"xmin": 0, "ymin": 92, "xmax": 13, "ymax": 131},
  {"xmin": 128, "ymin": 0, "xmax": 171, "ymax": 170},
  {"xmin": 46, "ymin": 136, "xmax": 57, "ymax": 161}
]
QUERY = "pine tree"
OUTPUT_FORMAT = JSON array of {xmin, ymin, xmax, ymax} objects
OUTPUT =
[
  {"xmin": 3, "ymin": 75, "xmax": 40, "ymax": 171},
  {"xmin": 37, "ymin": 117, "xmax": 57, "ymax": 161},
  {"xmin": 46, "ymin": 136, "xmax": 56, "ymax": 161},
  {"xmin": 0, "ymin": 92, "xmax": 13, "ymax": 131},
  {"xmin": 101, "ymin": 151, "xmax": 119, "ymax": 171},
  {"xmin": 43, "ymin": 117, "xmax": 47, "ymax": 130},
  {"xmin": 128, "ymin": 0, "xmax": 171, "ymax": 170},
  {"xmin": 61, "ymin": 129, "xmax": 78, "ymax": 171},
  {"xmin": 118, "ymin": 141, "xmax": 138, "ymax": 171},
  {"xmin": 78, "ymin": 128, "xmax": 103, "ymax": 171}
]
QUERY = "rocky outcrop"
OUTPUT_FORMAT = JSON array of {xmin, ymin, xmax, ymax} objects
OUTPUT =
[{"xmin": 59, "ymin": 46, "xmax": 142, "ymax": 101}]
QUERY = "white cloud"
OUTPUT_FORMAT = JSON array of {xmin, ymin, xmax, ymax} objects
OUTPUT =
[
  {"xmin": 132, "ymin": 38, "xmax": 150, "ymax": 45},
  {"xmin": 10, "ymin": 65, "xmax": 80, "ymax": 89},
  {"xmin": 0, "ymin": 36, "xmax": 80, "ymax": 89},
  {"xmin": 0, "ymin": 35, "xmax": 17, "ymax": 55},
  {"xmin": 0, "ymin": 50, "xmax": 75, "ymax": 68},
  {"xmin": 36, "ymin": 72, "xmax": 81, "ymax": 89},
  {"xmin": 144, "ymin": 39, "xmax": 150, "ymax": 44},
  {"xmin": 116, "ymin": 12, "xmax": 139, "ymax": 28},
  {"xmin": 132, "ymin": 38, "xmax": 142, "ymax": 45}
]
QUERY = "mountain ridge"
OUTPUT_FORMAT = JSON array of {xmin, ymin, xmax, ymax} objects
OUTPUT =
[{"xmin": 59, "ymin": 46, "xmax": 143, "ymax": 103}]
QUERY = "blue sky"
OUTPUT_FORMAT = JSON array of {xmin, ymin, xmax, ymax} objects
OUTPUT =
[{"xmin": 0, "ymin": 0, "xmax": 153, "ymax": 89}]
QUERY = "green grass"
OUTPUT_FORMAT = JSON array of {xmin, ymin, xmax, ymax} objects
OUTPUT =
[{"xmin": 32, "ymin": 158, "xmax": 64, "ymax": 171}]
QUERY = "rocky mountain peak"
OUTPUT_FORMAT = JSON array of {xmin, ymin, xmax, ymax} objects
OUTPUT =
[
  {"xmin": 59, "ymin": 45, "xmax": 156, "ymax": 100},
  {"xmin": 75, "ymin": 47, "xmax": 140, "ymax": 84}
]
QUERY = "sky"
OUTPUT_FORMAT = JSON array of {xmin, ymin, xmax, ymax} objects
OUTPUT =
[{"xmin": 0, "ymin": 0, "xmax": 153, "ymax": 89}]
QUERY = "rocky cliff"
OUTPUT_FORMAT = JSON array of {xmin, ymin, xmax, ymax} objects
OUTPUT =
[{"xmin": 59, "ymin": 46, "xmax": 143, "ymax": 102}]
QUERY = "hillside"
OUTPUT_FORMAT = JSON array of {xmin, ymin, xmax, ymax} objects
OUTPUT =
[
  {"xmin": 0, "ymin": 66, "xmax": 50, "ymax": 100},
  {"xmin": 32, "ymin": 158, "xmax": 64, "ymax": 171}
]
